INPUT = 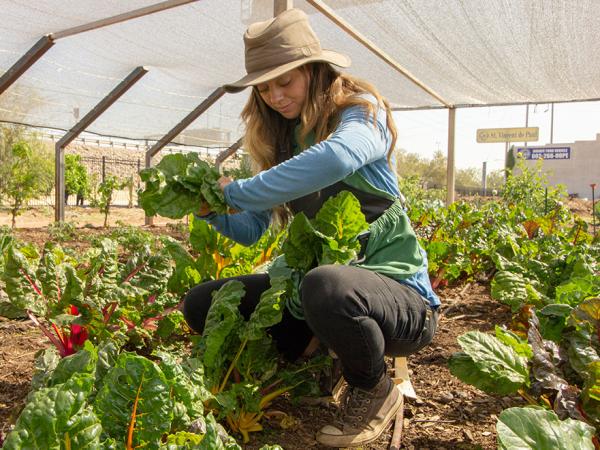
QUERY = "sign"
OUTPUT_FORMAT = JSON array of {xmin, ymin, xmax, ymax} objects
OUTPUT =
[
  {"xmin": 476, "ymin": 127, "xmax": 539, "ymax": 143},
  {"xmin": 516, "ymin": 146, "xmax": 571, "ymax": 160}
]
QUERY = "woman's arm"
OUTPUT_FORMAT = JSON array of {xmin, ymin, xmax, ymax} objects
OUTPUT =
[
  {"xmin": 202, "ymin": 209, "xmax": 271, "ymax": 246},
  {"xmin": 224, "ymin": 102, "xmax": 390, "ymax": 212}
]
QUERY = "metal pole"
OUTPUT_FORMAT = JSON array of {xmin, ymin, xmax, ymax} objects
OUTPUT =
[
  {"xmin": 504, "ymin": 141, "xmax": 509, "ymax": 181},
  {"xmin": 51, "ymin": 0, "xmax": 200, "ymax": 40},
  {"xmin": 592, "ymin": 183, "xmax": 597, "ymax": 235},
  {"xmin": 54, "ymin": 142, "xmax": 65, "ymax": 221},
  {"xmin": 482, "ymin": 161, "xmax": 487, "ymax": 196},
  {"xmin": 0, "ymin": 36, "xmax": 54, "ymax": 95},
  {"xmin": 524, "ymin": 104, "xmax": 529, "ymax": 149},
  {"xmin": 144, "ymin": 152, "xmax": 154, "ymax": 226},
  {"xmin": 550, "ymin": 103, "xmax": 554, "ymax": 144},
  {"xmin": 306, "ymin": 0, "xmax": 450, "ymax": 108},
  {"xmin": 215, "ymin": 138, "xmax": 244, "ymax": 173},
  {"xmin": 446, "ymin": 107, "xmax": 456, "ymax": 205},
  {"xmin": 54, "ymin": 66, "xmax": 147, "ymax": 222}
]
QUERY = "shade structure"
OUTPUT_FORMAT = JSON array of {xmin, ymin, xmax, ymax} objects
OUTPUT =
[{"xmin": 1, "ymin": 0, "xmax": 599, "ymax": 143}]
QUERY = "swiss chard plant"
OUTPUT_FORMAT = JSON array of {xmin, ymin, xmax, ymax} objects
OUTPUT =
[
  {"xmin": 2, "ymin": 340, "xmax": 277, "ymax": 449},
  {"xmin": 139, "ymin": 153, "xmax": 228, "ymax": 219}
]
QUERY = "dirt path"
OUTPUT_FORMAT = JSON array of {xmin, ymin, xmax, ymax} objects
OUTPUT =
[{"xmin": 0, "ymin": 205, "xmax": 182, "ymax": 229}]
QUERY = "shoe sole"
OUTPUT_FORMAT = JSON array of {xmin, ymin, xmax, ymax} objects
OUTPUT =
[{"xmin": 316, "ymin": 387, "xmax": 405, "ymax": 448}]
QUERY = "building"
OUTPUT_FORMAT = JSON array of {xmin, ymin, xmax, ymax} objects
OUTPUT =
[{"xmin": 515, "ymin": 134, "xmax": 600, "ymax": 198}]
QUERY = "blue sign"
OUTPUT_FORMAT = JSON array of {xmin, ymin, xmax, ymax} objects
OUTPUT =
[{"xmin": 516, "ymin": 147, "xmax": 571, "ymax": 160}]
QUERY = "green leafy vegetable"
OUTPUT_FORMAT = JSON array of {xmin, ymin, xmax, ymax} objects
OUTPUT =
[
  {"xmin": 496, "ymin": 407, "xmax": 595, "ymax": 450},
  {"xmin": 139, "ymin": 153, "xmax": 227, "ymax": 219},
  {"xmin": 449, "ymin": 331, "xmax": 529, "ymax": 395}
]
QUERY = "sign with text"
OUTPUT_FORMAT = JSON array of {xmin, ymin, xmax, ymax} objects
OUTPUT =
[
  {"xmin": 476, "ymin": 127, "xmax": 539, "ymax": 143},
  {"xmin": 516, "ymin": 146, "xmax": 571, "ymax": 160}
]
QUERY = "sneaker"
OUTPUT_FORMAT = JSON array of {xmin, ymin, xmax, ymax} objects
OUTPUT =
[{"xmin": 316, "ymin": 375, "xmax": 403, "ymax": 447}]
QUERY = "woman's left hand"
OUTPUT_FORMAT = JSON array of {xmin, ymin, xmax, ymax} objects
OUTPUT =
[{"xmin": 218, "ymin": 176, "xmax": 233, "ymax": 191}]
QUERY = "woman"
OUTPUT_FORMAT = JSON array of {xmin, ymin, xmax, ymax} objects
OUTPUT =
[{"xmin": 183, "ymin": 8, "xmax": 440, "ymax": 448}]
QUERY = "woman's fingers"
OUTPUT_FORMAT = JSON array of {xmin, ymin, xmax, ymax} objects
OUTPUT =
[
  {"xmin": 197, "ymin": 202, "xmax": 212, "ymax": 216},
  {"xmin": 218, "ymin": 176, "xmax": 233, "ymax": 191}
]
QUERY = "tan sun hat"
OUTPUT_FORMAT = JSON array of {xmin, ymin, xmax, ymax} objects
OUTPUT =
[{"xmin": 223, "ymin": 8, "xmax": 351, "ymax": 93}]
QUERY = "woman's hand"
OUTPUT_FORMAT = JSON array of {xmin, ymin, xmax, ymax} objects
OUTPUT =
[
  {"xmin": 197, "ymin": 201, "xmax": 212, "ymax": 217},
  {"xmin": 218, "ymin": 176, "xmax": 233, "ymax": 191},
  {"xmin": 198, "ymin": 177, "xmax": 235, "ymax": 217}
]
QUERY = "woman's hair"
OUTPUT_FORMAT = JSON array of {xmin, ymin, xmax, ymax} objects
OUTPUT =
[{"xmin": 240, "ymin": 62, "xmax": 398, "ymax": 223}]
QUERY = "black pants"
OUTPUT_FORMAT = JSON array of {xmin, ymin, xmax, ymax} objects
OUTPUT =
[{"xmin": 183, "ymin": 265, "xmax": 438, "ymax": 390}]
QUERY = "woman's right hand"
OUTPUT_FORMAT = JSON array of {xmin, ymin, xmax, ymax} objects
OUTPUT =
[{"xmin": 197, "ymin": 201, "xmax": 212, "ymax": 217}]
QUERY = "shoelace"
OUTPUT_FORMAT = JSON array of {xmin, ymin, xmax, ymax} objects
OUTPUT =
[{"xmin": 336, "ymin": 386, "xmax": 372, "ymax": 428}]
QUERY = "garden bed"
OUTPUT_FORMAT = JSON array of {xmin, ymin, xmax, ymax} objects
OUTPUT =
[{"xmin": 0, "ymin": 222, "xmax": 521, "ymax": 449}]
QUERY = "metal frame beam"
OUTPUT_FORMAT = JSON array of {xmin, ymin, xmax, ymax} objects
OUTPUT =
[
  {"xmin": 51, "ymin": 0, "xmax": 201, "ymax": 40},
  {"xmin": 215, "ymin": 137, "xmax": 244, "ymax": 172},
  {"xmin": 55, "ymin": 66, "xmax": 148, "ymax": 222},
  {"xmin": 0, "ymin": 1, "xmax": 198, "ymax": 97},
  {"xmin": 0, "ymin": 36, "xmax": 54, "ymax": 95},
  {"xmin": 446, "ymin": 107, "xmax": 456, "ymax": 205},
  {"xmin": 305, "ymin": 0, "xmax": 450, "ymax": 108},
  {"xmin": 144, "ymin": 86, "xmax": 226, "ymax": 225}
]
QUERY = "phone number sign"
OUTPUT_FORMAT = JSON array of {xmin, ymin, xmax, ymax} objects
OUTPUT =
[{"xmin": 516, "ymin": 147, "xmax": 571, "ymax": 160}]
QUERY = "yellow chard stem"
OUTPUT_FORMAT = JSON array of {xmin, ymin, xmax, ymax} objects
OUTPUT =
[{"xmin": 218, "ymin": 338, "xmax": 248, "ymax": 393}]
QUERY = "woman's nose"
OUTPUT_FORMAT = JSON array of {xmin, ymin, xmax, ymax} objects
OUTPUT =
[{"xmin": 269, "ymin": 86, "xmax": 284, "ymax": 104}]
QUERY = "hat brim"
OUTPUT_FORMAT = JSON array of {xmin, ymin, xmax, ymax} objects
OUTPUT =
[{"xmin": 223, "ymin": 50, "xmax": 351, "ymax": 93}]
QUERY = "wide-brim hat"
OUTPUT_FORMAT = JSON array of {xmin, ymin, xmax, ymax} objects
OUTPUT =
[{"xmin": 223, "ymin": 8, "xmax": 351, "ymax": 93}]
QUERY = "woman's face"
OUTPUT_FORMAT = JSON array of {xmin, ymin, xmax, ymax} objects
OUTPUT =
[{"xmin": 256, "ymin": 68, "xmax": 310, "ymax": 119}]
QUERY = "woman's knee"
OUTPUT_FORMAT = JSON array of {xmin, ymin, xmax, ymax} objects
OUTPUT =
[
  {"xmin": 182, "ymin": 284, "xmax": 213, "ymax": 333},
  {"xmin": 301, "ymin": 265, "xmax": 350, "ymax": 316}
]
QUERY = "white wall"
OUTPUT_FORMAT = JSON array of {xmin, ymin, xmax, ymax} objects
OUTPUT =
[{"xmin": 516, "ymin": 134, "xmax": 600, "ymax": 198}]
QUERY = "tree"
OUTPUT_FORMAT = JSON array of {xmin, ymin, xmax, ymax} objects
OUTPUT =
[
  {"xmin": 0, "ymin": 126, "xmax": 54, "ymax": 227},
  {"xmin": 98, "ymin": 175, "xmax": 124, "ymax": 228},
  {"xmin": 64, "ymin": 154, "xmax": 89, "ymax": 206}
]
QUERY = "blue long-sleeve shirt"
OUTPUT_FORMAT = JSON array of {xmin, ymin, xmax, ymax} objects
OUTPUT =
[{"xmin": 205, "ymin": 98, "xmax": 440, "ymax": 307}]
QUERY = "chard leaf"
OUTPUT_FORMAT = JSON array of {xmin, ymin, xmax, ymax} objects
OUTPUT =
[
  {"xmin": 35, "ymin": 242, "xmax": 66, "ymax": 305},
  {"xmin": 162, "ymin": 431, "xmax": 203, "ymax": 448},
  {"xmin": 538, "ymin": 303, "xmax": 572, "ymax": 342},
  {"xmin": 497, "ymin": 407, "xmax": 595, "ymax": 450},
  {"xmin": 2, "ymin": 245, "xmax": 46, "ymax": 316},
  {"xmin": 61, "ymin": 265, "xmax": 84, "ymax": 306},
  {"xmin": 83, "ymin": 239, "xmax": 120, "ymax": 309},
  {"xmin": 282, "ymin": 213, "xmax": 319, "ymax": 272},
  {"xmin": 565, "ymin": 298, "xmax": 600, "ymax": 376},
  {"xmin": 139, "ymin": 154, "xmax": 227, "ymax": 219},
  {"xmin": 555, "ymin": 273, "xmax": 600, "ymax": 306},
  {"xmin": 581, "ymin": 360, "xmax": 600, "ymax": 426},
  {"xmin": 527, "ymin": 313, "xmax": 583, "ymax": 420},
  {"xmin": 491, "ymin": 270, "xmax": 546, "ymax": 312},
  {"xmin": 495, "ymin": 325, "xmax": 533, "ymax": 358},
  {"xmin": 449, "ymin": 331, "xmax": 528, "ymax": 395},
  {"xmin": 30, "ymin": 347, "xmax": 60, "ymax": 392},
  {"xmin": 95, "ymin": 339, "xmax": 120, "ymax": 385},
  {"xmin": 236, "ymin": 335, "xmax": 278, "ymax": 385},
  {"xmin": 156, "ymin": 351, "xmax": 205, "ymax": 428},
  {"xmin": 93, "ymin": 353, "xmax": 173, "ymax": 447},
  {"xmin": 3, "ymin": 373, "xmax": 101, "ymax": 450},
  {"xmin": 50, "ymin": 341, "xmax": 98, "ymax": 386},
  {"xmin": 314, "ymin": 190, "xmax": 368, "ymax": 245},
  {"xmin": 241, "ymin": 277, "xmax": 286, "ymax": 341},
  {"xmin": 163, "ymin": 237, "xmax": 202, "ymax": 295},
  {"xmin": 202, "ymin": 281, "xmax": 245, "ymax": 369}
]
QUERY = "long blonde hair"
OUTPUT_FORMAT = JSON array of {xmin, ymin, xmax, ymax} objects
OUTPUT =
[{"xmin": 240, "ymin": 62, "xmax": 398, "ymax": 222}]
